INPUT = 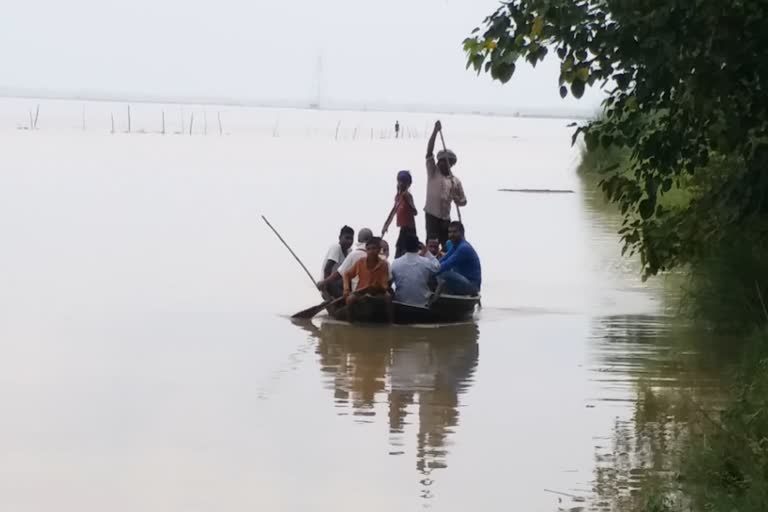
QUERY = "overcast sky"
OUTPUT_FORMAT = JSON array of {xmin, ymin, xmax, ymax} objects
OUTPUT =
[{"xmin": 1, "ymin": 0, "xmax": 604, "ymax": 110}]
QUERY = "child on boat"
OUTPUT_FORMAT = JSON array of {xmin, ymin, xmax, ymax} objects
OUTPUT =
[{"xmin": 382, "ymin": 170, "xmax": 417, "ymax": 259}]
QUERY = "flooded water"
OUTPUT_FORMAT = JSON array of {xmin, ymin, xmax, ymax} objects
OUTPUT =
[{"xmin": 0, "ymin": 98, "xmax": 717, "ymax": 511}]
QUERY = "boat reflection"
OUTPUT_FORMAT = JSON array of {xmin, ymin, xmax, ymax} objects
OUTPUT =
[{"xmin": 310, "ymin": 320, "xmax": 479, "ymax": 498}]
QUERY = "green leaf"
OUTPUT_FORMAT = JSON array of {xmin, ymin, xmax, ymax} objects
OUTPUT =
[
  {"xmin": 560, "ymin": 85, "xmax": 567, "ymax": 98},
  {"xmin": 531, "ymin": 16, "xmax": 544, "ymax": 38},
  {"xmin": 571, "ymin": 80, "xmax": 585, "ymax": 99},
  {"xmin": 639, "ymin": 199, "xmax": 654, "ymax": 219}
]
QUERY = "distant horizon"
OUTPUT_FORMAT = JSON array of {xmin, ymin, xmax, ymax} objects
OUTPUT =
[{"xmin": 0, "ymin": 86, "xmax": 597, "ymax": 120}]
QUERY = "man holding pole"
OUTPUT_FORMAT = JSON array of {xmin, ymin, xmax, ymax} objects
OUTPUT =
[{"xmin": 424, "ymin": 120, "xmax": 466, "ymax": 251}]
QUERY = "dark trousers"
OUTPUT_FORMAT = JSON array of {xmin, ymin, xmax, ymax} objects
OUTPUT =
[
  {"xmin": 395, "ymin": 226, "xmax": 417, "ymax": 258},
  {"xmin": 425, "ymin": 213, "xmax": 450, "ymax": 251}
]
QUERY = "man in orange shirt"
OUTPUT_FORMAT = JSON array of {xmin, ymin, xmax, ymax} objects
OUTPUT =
[{"xmin": 343, "ymin": 238, "xmax": 393, "ymax": 321}]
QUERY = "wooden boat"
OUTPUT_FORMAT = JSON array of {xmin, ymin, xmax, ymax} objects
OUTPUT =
[{"xmin": 327, "ymin": 293, "xmax": 479, "ymax": 325}]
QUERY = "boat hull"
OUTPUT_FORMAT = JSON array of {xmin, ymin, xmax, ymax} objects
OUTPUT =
[{"xmin": 328, "ymin": 294, "xmax": 478, "ymax": 325}]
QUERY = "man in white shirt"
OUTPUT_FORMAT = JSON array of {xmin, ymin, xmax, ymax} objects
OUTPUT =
[
  {"xmin": 318, "ymin": 225, "xmax": 355, "ymax": 298},
  {"xmin": 317, "ymin": 227, "xmax": 373, "ymax": 295},
  {"xmin": 391, "ymin": 235, "xmax": 440, "ymax": 306},
  {"xmin": 424, "ymin": 120, "xmax": 467, "ymax": 251}
]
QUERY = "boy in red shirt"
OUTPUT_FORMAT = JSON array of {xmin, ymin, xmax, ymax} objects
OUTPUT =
[{"xmin": 382, "ymin": 170, "xmax": 417, "ymax": 259}]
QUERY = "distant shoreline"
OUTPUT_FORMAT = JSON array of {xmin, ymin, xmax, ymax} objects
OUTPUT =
[{"xmin": 0, "ymin": 87, "xmax": 593, "ymax": 121}]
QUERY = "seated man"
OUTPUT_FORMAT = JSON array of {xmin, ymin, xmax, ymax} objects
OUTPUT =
[
  {"xmin": 391, "ymin": 235, "xmax": 440, "ymax": 306},
  {"xmin": 436, "ymin": 222, "xmax": 481, "ymax": 296},
  {"xmin": 343, "ymin": 237, "xmax": 393, "ymax": 321},
  {"xmin": 319, "ymin": 225, "xmax": 354, "ymax": 298},
  {"xmin": 317, "ymin": 228, "xmax": 373, "ymax": 295}
]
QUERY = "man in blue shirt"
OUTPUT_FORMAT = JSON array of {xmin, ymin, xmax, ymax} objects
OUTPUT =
[{"xmin": 436, "ymin": 221, "xmax": 481, "ymax": 296}]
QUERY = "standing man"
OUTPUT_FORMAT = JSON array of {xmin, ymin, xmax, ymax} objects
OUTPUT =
[
  {"xmin": 395, "ymin": 120, "xmax": 400, "ymax": 139},
  {"xmin": 425, "ymin": 120, "xmax": 466, "ymax": 250}
]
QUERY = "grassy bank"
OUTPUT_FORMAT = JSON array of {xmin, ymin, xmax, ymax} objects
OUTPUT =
[{"xmin": 579, "ymin": 140, "xmax": 768, "ymax": 511}]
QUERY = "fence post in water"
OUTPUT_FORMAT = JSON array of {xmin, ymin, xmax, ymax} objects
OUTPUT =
[
  {"xmin": 161, "ymin": 110, "xmax": 165, "ymax": 135},
  {"xmin": 352, "ymin": 126, "xmax": 357, "ymax": 140},
  {"xmin": 217, "ymin": 112, "xmax": 223, "ymax": 135},
  {"xmin": 33, "ymin": 104, "xmax": 40, "ymax": 130},
  {"xmin": 110, "ymin": 113, "xmax": 115, "ymax": 134},
  {"xmin": 127, "ymin": 105, "xmax": 131, "ymax": 133},
  {"xmin": 81, "ymin": 105, "xmax": 86, "ymax": 131},
  {"xmin": 203, "ymin": 111, "xmax": 208, "ymax": 136},
  {"xmin": 28, "ymin": 111, "xmax": 34, "ymax": 130},
  {"xmin": 335, "ymin": 120, "xmax": 341, "ymax": 140},
  {"xmin": 189, "ymin": 113, "xmax": 194, "ymax": 135},
  {"xmin": 272, "ymin": 120, "xmax": 279, "ymax": 137}
]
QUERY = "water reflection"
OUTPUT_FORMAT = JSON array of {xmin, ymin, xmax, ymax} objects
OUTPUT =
[
  {"xmin": 306, "ymin": 321, "xmax": 479, "ymax": 500},
  {"xmin": 587, "ymin": 315, "xmax": 726, "ymax": 511}
]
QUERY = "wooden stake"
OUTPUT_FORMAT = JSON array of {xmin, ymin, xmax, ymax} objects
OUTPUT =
[
  {"xmin": 127, "ymin": 105, "xmax": 131, "ymax": 133},
  {"xmin": 81, "ymin": 105, "xmax": 86, "ymax": 131},
  {"xmin": 161, "ymin": 110, "xmax": 165, "ymax": 135},
  {"xmin": 34, "ymin": 104, "xmax": 40, "ymax": 129},
  {"xmin": 217, "ymin": 112, "xmax": 223, "ymax": 135},
  {"xmin": 203, "ymin": 111, "xmax": 208, "ymax": 135},
  {"xmin": 189, "ymin": 113, "xmax": 194, "ymax": 135},
  {"xmin": 110, "ymin": 113, "xmax": 115, "ymax": 134}
]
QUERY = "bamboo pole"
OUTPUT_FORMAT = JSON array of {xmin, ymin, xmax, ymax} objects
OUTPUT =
[
  {"xmin": 33, "ymin": 104, "xmax": 40, "ymax": 129},
  {"xmin": 189, "ymin": 113, "xmax": 194, "ymax": 135},
  {"xmin": 203, "ymin": 111, "xmax": 208, "ymax": 135},
  {"xmin": 161, "ymin": 110, "xmax": 165, "ymax": 135},
  {"xmin": 335, "ymin": 120, "xmax": 341, "ymax": 140},
  {"xmin": 217, "ymin": 112, "xmax": 223, "ymax": 135},
  {"xmin": 81, "ymin": 105, "xmax": 86, "ymax": 131},
  {"xmin": 110, "ymin": 113, "xmax": 115, "ymax": 134},
  {"xmin": 127, "ymin": 105, "xmax": 131, "ymax": 133},
  {"xmin": 28, "ymin": 111, "xmax": 34, "ymax": 130}
]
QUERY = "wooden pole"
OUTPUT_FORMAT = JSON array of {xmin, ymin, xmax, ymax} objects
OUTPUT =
[
  {"xmin": 28, "ymin": 111, "xmax": 34, "ymax": 130},
  {"xmin": 217, "ymin": 112, "xmax": 223, "ymax": 135},
  {"xmin": 335, "ymin": 120, "xmax": 341, "ymax": 140},
  {"xmin": 438, "ymin": 128, "xmax": 462, "ymax": 223},
  {"xmin": 110, "ymin": 113, "xmax": 115, "ymax": 134},
  {"xmin": 34, "ymin": 104, "xmax": 40, "ymax": 130},
  {"xmin": 161, "ymin": 110, "xmax": 165, "ymax": 135},
  {"xmin": 189, "ymin": 113, "xmax": 194, "ymax": 135},
  {"xmin": 82, "ymin": 105, "xmax": 86, "ymax": 131},
  {"xmin": 127, "ymin": 105, "xmax": 131, "ymax": 133},
  {"xmin": 203, "ymin": 111, "xmax": 208, "ymax": 135},
  {"xmin": 261, "ymin": 215, "xmax": 316, "ymax": 286}
]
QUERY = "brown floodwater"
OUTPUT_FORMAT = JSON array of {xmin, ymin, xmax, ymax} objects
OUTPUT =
[{"xmin": 0, "ymin": 99, "xmax": 719, "ymax": 511}]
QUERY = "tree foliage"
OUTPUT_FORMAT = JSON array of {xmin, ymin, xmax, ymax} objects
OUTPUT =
[{"xmin": 465, "ymin": 0, "xmax": 768, "ymax": 277}]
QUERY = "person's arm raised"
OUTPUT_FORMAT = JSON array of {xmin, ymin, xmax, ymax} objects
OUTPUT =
[{"xmin": 426, "ymin": 120, "xmax": 441, "ymax": 158}]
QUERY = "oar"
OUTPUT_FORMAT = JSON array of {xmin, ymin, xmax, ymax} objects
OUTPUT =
[
  {"xmin": 292, "ymin": 287, "xmax": 372, "ymax": 320},
  {"xmin": 438, "ymin": 128, "xmax": 462, "ymax": 223},
  {"xmin": 261, "ymin": 215, "xmax": 316, "ymax": 287},
  {"xmin": 292, "ymin": 295, "xmax": 346, "ymax": 319}
]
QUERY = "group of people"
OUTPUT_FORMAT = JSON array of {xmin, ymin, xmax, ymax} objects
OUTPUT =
[{"xmin": 316, "ymin": 121, "xmax": 482, "ymax": 308}]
